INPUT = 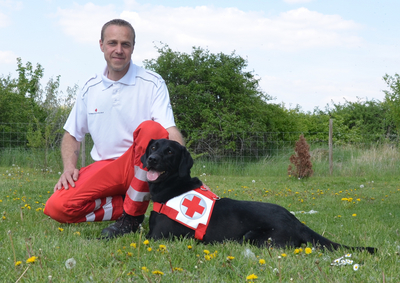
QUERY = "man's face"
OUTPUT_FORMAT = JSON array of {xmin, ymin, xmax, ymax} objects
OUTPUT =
[{"xmin": 99, "ymin": 25, "xmax": 134, "ymax": 80}]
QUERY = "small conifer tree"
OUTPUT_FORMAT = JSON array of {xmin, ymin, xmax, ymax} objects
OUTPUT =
[{"xmin": 288, "ymin": 134, "xmax": 313, "ymax": 178}]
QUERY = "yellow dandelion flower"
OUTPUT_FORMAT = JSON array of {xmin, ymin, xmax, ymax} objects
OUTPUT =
[
  {"xmin": 26, "ymin": 256, "xmax": 38, "ymax": 263},
  {"xmin": 338, "ymin": 215, "xmax": 342, "ymax": 218},
  {"xmin": 147, "ymin": 247, "xmax": 152, "ymax": 252},
  {"xmin": 141, "ymin": 266, "xmax": 149, "ymax": 272},
  {"xmin": 204, "ymin": 255, "xmax": 211, "ymax": 261},
  {"xmin": 158, "ymin": 244, "xmax": 167, "ymax": 252},
  {"xmin": 227, "ymin": 256, "xmax": 235, "ymax": 261},
  {"xmin": 281, "ymin": 253, "xmax": 287, "ymax": 257},
  {"xmin": 127, "ymin": 252, "xmax": 133, "ymax": 257},
  {"xmin": 352, "ymin": 214, "xmax": 357, "ymax": 217},
  {"xmin": 15, "ymin": 261, "xmax": 22, "ymax": 266},
  {"xmin": 294, "ymin": 249, "xmax": 300, "ymax": 254},
  {"xmin": 173, "ymin": 267, "xmax": 183, "ymax": 271},
  {"xmin": 152, "ymin": 270, "xmax": 164, "ymax": 275},
  {"xmin": 2, "ymin": 216, "xmax": 5, "ymax": 220},
  {"xmin": 58, "ymin": 227, "xmax": 64, "ymax": 232},
  {"xmin": 305, "ymin": 247, "xmax": 312, "ymax": 254},
  {"xmin": 73, "ymin": 231, "xmax": 81, "ymax": 236},
  {"xmin": 143, "ymin": 240, "xmax": 149, "ymax": 245},
  {"xmin": 203, "ymin": 249, "xmax": 210, "ymax": 255},
  {"xmin": 130, "ymin": 243, "xmax": 137, "ymax": 248},
  {"xmin": 187, "ymin": 245, "xmax": 192, "ymax": 250},
  {"xmin": 259, "ymin": 259, "xmax": 266, "ymax": 264},
  {"xmin": 127, "ymin": 271, "xmax": 135, "ymax": 275},
  {"xmin": 246, "ymin": 274, "xmax": 258, "ymax": 280}
]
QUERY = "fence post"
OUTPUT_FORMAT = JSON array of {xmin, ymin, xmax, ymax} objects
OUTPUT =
[
  {"xmin": 81, "ymin": 135, "xmax": 86, "ymax": 168},
  {"xmin": 329, "ymin": 119, "xmax": 333, "ymax": 175}
]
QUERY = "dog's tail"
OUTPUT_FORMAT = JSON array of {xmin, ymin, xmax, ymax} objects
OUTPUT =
[{"xmin": 304, "ymin": 226, "xmax": 376, "ymax": 254}]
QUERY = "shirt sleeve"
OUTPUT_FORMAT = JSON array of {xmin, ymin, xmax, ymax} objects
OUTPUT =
[
  {"xmin": 151, "ymin": 79, "xmax": 176, "ymax": 130},
  {"xmin": 63, "ymin": 88, "xmax": 89, "ymax": 142}
]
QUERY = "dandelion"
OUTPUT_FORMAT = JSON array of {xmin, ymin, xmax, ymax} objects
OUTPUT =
[
  {"xmin": 294, "ymin": 249, "xmax": 300, "ymax": 254},
  {"xmin": 204, "ymin": 255, "xmax": 211, "ymax": 261},
  {"xmin": 127, "ymin": 271, "xmax": 135, "ymax": 275},
  {"xmin": 173, "ymin": 267, "xmax": 183, "ymax": 271},
  {"xmin": 58, "ymin": 227, "xmax": 64, "ymax": 232},
  {"xmin": 15, "ymin": 261, "xmax": 22, "ymax": 266},
  {"xmin": 353, "ymin": 264, "xmax": 360, "ymax": 271},
  {"xmin": 246, "ymin": 274, "xmax": 258, "ymax": 281},
  {"xmin": 305, "ymin": 247, "xmax": 312, "ymax": 254},
  {"xmin": 127, "ymin": 252, "xmax": 133, "ymax": 257},
  {"xmin": 360, "ymin": 185, "xmax": 364, "ymax": 188},
  {"xmin": 203, "ymin": 250, "xmax": 210, "ymax": 255},
  {"xmin": 352, "ymin": 214, "xmax": 357, "ymax": 217},
  {"xmin": 143, "ymin": 240, "xmax": 149, "ymax": 245},
  {"xmin": 26, "ymin": 256, "xmax": 38, "ymax": 263},
  {"xmin": 130, "ymin": 243, "xmax": 137, "ymax": 248},
  {"xmin": 141, "ymin": 266, "xmax": 149, "ymax": 272},
  {"xmin": 259, "ymin": 259, "xmax": 266, "ymax": 265},
  {"xmin": 187, "ymin": 245, "xmax": 192, "ymax": 250},
  {"xmin": 227, "ymin": 256, "xmax": 235, "ymax": 261},
  {"xmin": 65, "ymin": 258, "xmax": 76, "ymax": 269},
  {"xmin": 157, "ymin": 244, "xmax": 167, "ymax": 252},
  {"xmin": 152, "ymin": 270, "xmax": 164, "ymax": 275},
  {"xmin": 73, "ymin": 231, "xmax": 81, "ymax": 236},
  {"xmin": 281, "ymin": 253, "xmax": 287, "ymax": 257},
  {"xmin": 147, "ymin": 247, "xmax": 152, "ymax": 252}
]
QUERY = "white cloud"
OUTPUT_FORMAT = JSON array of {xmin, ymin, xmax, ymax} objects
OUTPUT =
[
  {"xmin": 0, "ymin": 50, "xmax": 18, "ymax": 64},
  {"xmin": 0, "ymin": 11, "xmax": 10, "ymax": 27},
  {"xmin": 55, "ymin": 4, "xmax": 363, "ymax": 52},
  {"xmin": 55, "ymin": 3, "xmax": 119, "ymax": 43},
  {"xmin": 0, "ymin": 0, "xmax": 23, "ymax": 10},
  {"xmin": 283, "ymin": 0, "xmax": 314, "ymax": 3}
]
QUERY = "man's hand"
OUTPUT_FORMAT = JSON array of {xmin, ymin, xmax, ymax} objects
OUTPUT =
[
  {"xmin": 54, "ymin": 131, "xmax": 81, "ymax": 192},
  {"xmin": 54, "ymin": 167, "xmax": 80, "ymax": 192}
]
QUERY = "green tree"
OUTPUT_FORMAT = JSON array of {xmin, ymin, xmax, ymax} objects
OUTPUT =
[
  {"xmin": 143, "ymin": 45, "xmax": 280, "ymax": 150},
  {"xmin": 383, "ymin": 73, "xmax": 400, "ymax": 134}
]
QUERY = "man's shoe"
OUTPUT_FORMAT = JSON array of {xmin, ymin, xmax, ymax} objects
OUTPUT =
[{"xmin": 100, "ymin": 212, "xmax": 144, "ymax": 239}]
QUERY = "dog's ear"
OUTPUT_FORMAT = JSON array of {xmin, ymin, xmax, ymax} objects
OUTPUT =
[
  {"xmin": 140, "ymin": 139, "xmax": 155, "ymax": 168},
  {"xmin": 178, "ymin": 146, "xmax": 194, "ymax": 178}
]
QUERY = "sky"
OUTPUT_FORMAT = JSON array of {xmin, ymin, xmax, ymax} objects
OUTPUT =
[{"xmin": 1, "ymin": 0, "xmax": 399, "ymax": 112}]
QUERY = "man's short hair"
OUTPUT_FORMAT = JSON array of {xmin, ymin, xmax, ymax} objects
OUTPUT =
[{"xmin": 101, "ymin": 19, "xmax": 136, "ymax": 45}]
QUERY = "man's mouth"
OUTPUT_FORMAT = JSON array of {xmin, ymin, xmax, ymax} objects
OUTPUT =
[{"xmin": 147, "ymin": 169, "xmax": 166, "ymax": 182}]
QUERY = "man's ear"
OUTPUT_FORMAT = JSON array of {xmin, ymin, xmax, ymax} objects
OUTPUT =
[{"xmin": 179, "ymin": 147, "xmax": 193, "ymax": 178}]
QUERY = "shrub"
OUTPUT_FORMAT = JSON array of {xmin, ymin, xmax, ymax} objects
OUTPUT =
[{"xmin": 288, "ymin": 134, "xmax": 313, "ymax": 178}]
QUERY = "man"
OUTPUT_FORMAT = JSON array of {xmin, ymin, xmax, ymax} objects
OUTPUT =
[{"xmin": 44, "ymin": 19, "xmax": 183, "ymax": 239}]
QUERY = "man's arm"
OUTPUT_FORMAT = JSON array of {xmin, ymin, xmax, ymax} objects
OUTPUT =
[
  {"xmin": 54, "ymin": 131, "xmax": 81, "ymax": 192},
  {"xmin": 166, "ymin": 126, "xmax": 184, "ymax": 146}
]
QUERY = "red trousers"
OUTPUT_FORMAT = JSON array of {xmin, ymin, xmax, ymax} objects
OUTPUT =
[{"xmin": 44, "ymin": 120, "xmax": 169, "ymax": 223}]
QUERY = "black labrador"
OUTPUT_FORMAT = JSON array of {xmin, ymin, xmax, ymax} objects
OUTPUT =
[{"xmin": 141, "ymin": 139, "xmax": 375, "ymax": 254}]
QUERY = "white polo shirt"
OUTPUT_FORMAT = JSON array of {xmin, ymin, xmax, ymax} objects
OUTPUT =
[{"xmin": 64, "ymin": 61, "xmax": 176, "ymax": 161}]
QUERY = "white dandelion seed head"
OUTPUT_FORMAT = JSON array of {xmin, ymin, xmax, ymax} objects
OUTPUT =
[
  {"xmin": 252, "ymin": 180, "xmax": 255, "ymax": 183},
  {"xmin": 65, "ymin": 257, "xmax": 76, "ymax": 269},
  {"xmin": 360, "ymin": 184, "xmax": 364, "ymax": 188}
]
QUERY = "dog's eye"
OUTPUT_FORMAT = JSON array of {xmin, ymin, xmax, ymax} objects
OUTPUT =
[
  {"xmin": 168, "ymin": 150, "xmax": 173, "ymax": 155},
  {"xmin": 151, "ymin": 146, "xmax": 156, "ymax": 151}
]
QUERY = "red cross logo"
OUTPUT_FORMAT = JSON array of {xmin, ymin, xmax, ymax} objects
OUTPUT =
[{"xmin": 182, "ymin": 196, "xmax": 205, "ymax": 217}]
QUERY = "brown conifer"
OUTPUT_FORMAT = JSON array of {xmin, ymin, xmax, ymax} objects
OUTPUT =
[{"xmin": 288, "ymin": 134, "xmax": 313, "ymax": 178}]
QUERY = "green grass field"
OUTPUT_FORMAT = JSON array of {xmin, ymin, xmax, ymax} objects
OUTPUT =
[{"xmin": 1, "ymin": 154, "xmax": 400, "ymax": 282}]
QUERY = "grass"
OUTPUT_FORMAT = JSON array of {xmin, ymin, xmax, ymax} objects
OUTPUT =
[{"xmin": 1, "ymin": 148, "xmax": 400, "ymax": 282}]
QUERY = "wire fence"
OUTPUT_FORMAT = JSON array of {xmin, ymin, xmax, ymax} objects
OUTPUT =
[{"xmin": 1, "ymin": 122, "xmax": 399, "ymax": 168}]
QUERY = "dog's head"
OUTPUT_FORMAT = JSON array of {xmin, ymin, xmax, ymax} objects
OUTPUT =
[{"xmin": 141, "ymin": 139, "xmax": 193, "ymax": 183}]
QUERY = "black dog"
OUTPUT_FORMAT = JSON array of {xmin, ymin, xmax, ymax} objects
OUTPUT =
[{"xmin": 141, "ymin": 139, "xmax": 375, "ymax": 254}]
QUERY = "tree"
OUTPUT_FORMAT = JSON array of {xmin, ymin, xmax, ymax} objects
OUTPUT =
[
  {"xmin": 143, "ymin": 45, "xmax": 281, "ymax": 155},
  {"xmin": 383, "ymin": 73, "xmax": 400, "ymax": 134},
  {"xmin": 288, "ymin": 134, "xmax": 313, "ymax": 179}
]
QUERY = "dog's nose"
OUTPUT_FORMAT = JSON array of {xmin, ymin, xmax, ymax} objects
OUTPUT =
[{"xmin": 147, "ymin": 154, "xmax": 159, "ymax": 165}]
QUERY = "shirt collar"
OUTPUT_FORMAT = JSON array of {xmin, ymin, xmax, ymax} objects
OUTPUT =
[{"xmin": 101, "ymin": 60, "xmax": 137, "ymax": 90}]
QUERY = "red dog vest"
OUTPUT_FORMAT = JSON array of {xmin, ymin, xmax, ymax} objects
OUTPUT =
[{"xmin": 152, "ymin": 186, "xmax": 219, "ymax": 240}]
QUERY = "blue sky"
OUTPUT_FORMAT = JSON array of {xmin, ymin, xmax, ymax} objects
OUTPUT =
[{"xmin": 1, "ymin": 0, "xmax": 399, "ymax": 112}]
